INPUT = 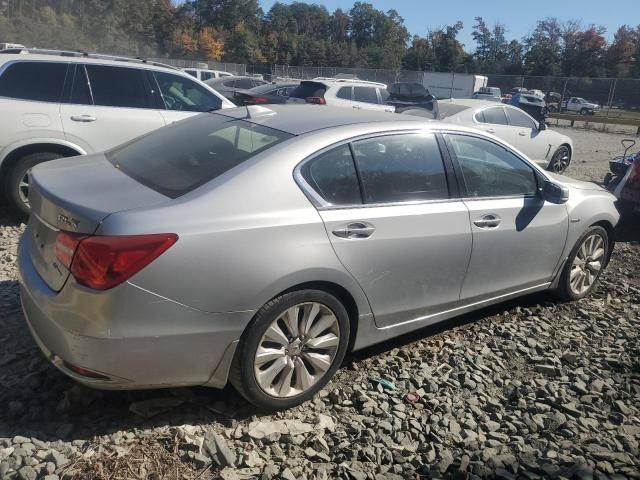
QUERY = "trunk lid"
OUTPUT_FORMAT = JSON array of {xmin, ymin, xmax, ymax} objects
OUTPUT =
[{"xmin": 28, "ymin": 154, "xmax": 170, "ymax": 291}]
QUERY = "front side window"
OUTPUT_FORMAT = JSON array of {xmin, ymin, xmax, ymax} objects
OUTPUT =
[
  {"xmin": 352, "ymin": 134, "xmax": 449, "ymax": 203},
  {"xmin": 154, "ymin": 71, "xmax": 222, "ymax": 112},
  {"xmin": 85, "ymin": 65, "xmax": 152, "ymax": 109},
  {"xmin": 201, "ymin": 71, "xmax": 214, "ymax": 81},
  {"xmin": 299, "ymin": 145, "xmax": 361, "ymax": 206},
  {"xmin": 353, "ymin": 86, "xmax": 380, "ymax": 104},
  {"xmin": 506, "ymin": 108, "xmax": 536, "ymax": 128},
  {"xmin": 0, "ymin": 61, "xmax": 67, "ymax": 102},
  {"xmin": 379, "ymin": 88, "xmax": 390, "ymax": 103},
  {"xmin": 184, "ymin": 69, "xmax": 197, "ymax": 78},
  {"xmin": 477, "ymin": 107, "xmax": 508, "ymax": 125},
  {"xmin": 447, "ymin": 134, "xmax": 537, "ymax": 197},
  {"xmin": 107, "ymin": 114, "xmax": 292, "ymax": 198}
]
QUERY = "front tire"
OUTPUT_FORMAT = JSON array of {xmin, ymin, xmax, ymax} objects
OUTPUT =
[
  {"xmin": 5, "ymin": 151, "xmax": 63, "ymax": 218},
  {"xmin": 229, "ymin": 290, "xmax": 350, "ymax": 410},
  {"xmin": 580, "ymin": 108, "xmax": 589, "ymax": 116},
  {"xmin": 556, "ymin": 226, "xmax": 609, "ymax": 301},
  {"xmin": 547, "ymin": 145, "xmax": 571, "ymax": 173}
]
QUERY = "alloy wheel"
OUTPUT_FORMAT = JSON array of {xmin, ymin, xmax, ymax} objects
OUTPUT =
[
  {"xmin": 569, "ymin": 233, "xmax": 605, "ymax": 295},
  {"xmin": 254, "ymin": 302, "xmax": 340, "ymax": 398},
  {"xmin": 551, "ymin": 147, "xmax": 570, "ymax": 173},
  {"xmin": 18, "ymin": 170, "xmax": 31, "ymax": 209}
]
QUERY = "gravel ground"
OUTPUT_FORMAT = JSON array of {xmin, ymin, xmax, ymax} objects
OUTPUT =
[{"xmin": 1, "ymin": 128, "xmax": 639, "ymax": 480}]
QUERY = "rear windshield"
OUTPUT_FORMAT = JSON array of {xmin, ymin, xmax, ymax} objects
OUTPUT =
[
  {"xmin": 289, "ymin": 82, "xmax": 326, "ymax": 99},
  {"xmin": 107, "ymin": 114, "xmax": 293, "ymax": 198},
  {"xmin": 437, "ymin": 103, "xmax": 471, "ymax": 119}
]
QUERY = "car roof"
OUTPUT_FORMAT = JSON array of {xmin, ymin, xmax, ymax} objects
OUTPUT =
[
  {"xmin": 214, "ymin": 104, "xmax": 427, "ymax": 135},
  {"xmin": 0, "ymin": 52, "xmax": 182, "ymax": 74},
  {"xmin": 304, "ymin": 78, "xmax": 387, "ymax": 88}
]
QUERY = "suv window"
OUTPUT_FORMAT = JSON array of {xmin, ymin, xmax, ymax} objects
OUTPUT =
[
  {"xmin": 352, "ymin": 134, "xmax": 449, "ymax": 203},
  {"xmin": 154, "ymin": 71, "xmax": 222, "ymax": 112},
  {"xmin": 477, "ymin": 107, "xmax": 507, "ymax": 125},
  {"xmin": 69, "ymin": 65, "xmax": 91, "ymax": 105},
  {"xmin": 336, "ymin": 87, "xmax": 352, "ymax": 100},
  {"xmin": 353, "ymin": 86, "xmax": 380, "ymax": 104},
  {"xmin": 506, "ymin": 108, "xmax": 537, "ymax": 128},
  {"xmin": 300, "ymin": 145, "xmax": 361, "ymax": 206},
  {"xmin": 447, "ymin": 135, "xmax": 537, "ymax": 197},
  {"xmin": 107, "ymin": 114, "xmax": 292, "ymax": 198},
  {"xmin": 201, "ymin": 71, "xmax": 214, "ymax": 81},
  {"xmin": 0, "ymin": 61, "xmax": 67, "ymax": 102},
  {"xmin": 85, "ymin": 65, "xmax": 152, "ymax": 109},
  {"xmin": 184, "ymin": 70, "xmax": 197, "ymax": 78}
]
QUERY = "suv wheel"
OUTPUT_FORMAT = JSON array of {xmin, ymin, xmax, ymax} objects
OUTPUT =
[
  {"xmin": 230, "ymin": 289, "xmax": 350, "ymax": 410},
  {"xmin": 5, "ymin": 152, "xmax": 63, "ymax": 217},
  {"xmin": 548, "ymin": 146, "xmax": 571, "ymax": 173},
  {"xmin": 556, "ymin": 226, "xmax": 609, "ymax": 301}
]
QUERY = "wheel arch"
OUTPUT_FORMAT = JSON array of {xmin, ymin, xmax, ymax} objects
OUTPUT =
[
  {"xmin": 0, "ymin": 141, "xmax": 85, "ymax": 178},
  {"xmin": 590, "ymin": 219, "xmax": 615, "ymax": 267}
]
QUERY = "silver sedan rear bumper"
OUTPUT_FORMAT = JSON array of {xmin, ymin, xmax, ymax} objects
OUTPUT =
[{"xmin": 17, "ymin": 234, "xmax": 252, "ymax": 390}]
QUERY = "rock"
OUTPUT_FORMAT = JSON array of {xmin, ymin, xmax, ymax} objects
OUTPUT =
[
  {"xmin": 18, "ymin": 465, "xmax": 37, "ymax": 480},
  {"xmin": 203, "ymin": 431, "xmax": 236, "ymax": 468},
  {"xmin": 46, "ymin": 451, "xmax": 69, "ymax": 469}
]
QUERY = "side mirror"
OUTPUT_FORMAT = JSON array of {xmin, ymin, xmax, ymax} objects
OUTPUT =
[
  {"xmin": 538, "ymin": 122, "xmax": 546, "ymax": 131},
  {"xmin": 541, "ymin": 180, "xmax": 569, "ymax": 204}
]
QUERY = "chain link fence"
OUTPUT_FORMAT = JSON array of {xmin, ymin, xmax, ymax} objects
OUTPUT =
[{"xmin": 151, "ymin": 57, "xmax": 247, "ymax": 75}]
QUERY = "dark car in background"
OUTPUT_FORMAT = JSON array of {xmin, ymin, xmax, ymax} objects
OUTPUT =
[
  {"xmin": 233, "ymin": 82, "xmax": 300, "ymax": 106},
  {"xmin": 386, "ymin": 82, "xmax": 439, "ymax": 119},
  {"xmin": 205, "ymin": 75, "xmax": 270, "ymax": 104}
]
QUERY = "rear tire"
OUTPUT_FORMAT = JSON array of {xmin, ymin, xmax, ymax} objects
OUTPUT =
[
  {"xmin": 5, "ymin": 151, "xmax": 63, "ymax": 218},
  {"xmin": 229, "ymin": 289, "xmax": 350, "ymax": 410},
  {"xmin": 555, "ymin": 226, "xmax": 609, "ymax": 301}
]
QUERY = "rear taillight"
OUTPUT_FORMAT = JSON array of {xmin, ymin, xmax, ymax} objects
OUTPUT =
[
  {"xmin": 247, "ymin": 96, "xmax": 270, "ymax": 104},
  {"xmin": 55, "ymin": 232, "xmax": 178, "ymax": 290},
  {"xmin": 305, "ymin": 96, "xmax": 326, "ymax": 105}
]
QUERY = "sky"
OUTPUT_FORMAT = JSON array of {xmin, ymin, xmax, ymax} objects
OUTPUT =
[{"xmin": 257, "ymin": 0, "xmax": 639, "ymax": 50}]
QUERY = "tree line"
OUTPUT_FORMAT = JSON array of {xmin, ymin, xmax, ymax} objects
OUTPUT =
[{"xmin": 0, "ymin": 0, "xmax": 639, "ymax": 78}]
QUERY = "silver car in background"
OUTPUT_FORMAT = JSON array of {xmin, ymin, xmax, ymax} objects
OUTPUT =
[
  {"xmin": 440, "ymin": 99, "xmax": 574, "ymax": 173},
  {"xmin": 18, "ymin": 105, "xmax": 618, "ymax": 409}
]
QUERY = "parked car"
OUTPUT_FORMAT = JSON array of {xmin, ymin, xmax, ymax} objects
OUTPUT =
[
  {"xmin": 439, "ymin": 99, "xmax": 574, "ymax": 173},
  {"xmin": 205, "ymin": 75, "xmax": 270, "ymax": 104},
  {"xmin": 182, "ymin": 67, "xmax": 233, "ymax": 82},
  {"xmin": 564, "ymin": 97, "xmax": 600, "ymax": 115},
  {"xmin": 385, "ymin": 82, "xmax": 439, "ymax": 118},
  {"xmin": 472, "ymin": 86, "xmax": 501, "ymax": 102},
  {"xmin": 545, "ymin": 92, "xmax": 563, "ymax": 112},
  {"xmin": 509, "ymin": 93, "xmax": 547, "ymax": 123},
  {"xmin": 0, "ymin": 49, "xmax": 234, "ymax": 216},
  {"xmin": 528, "ymin": 89, "xmax": 545, "ymax": 99},
  {"xmin": 19, "ymin": 105, "xmax": 618, "ymax": 410},
  {"xmin": 287, "ymin": 78, "xmax": 395, "ymax": 113},
  {"xmin": 0, "ymin": 42, "xmax": 25, "ymax": 51},
  {"xmin": 233, "ymin": 82, "xmax": 299, "ymax": 106}
]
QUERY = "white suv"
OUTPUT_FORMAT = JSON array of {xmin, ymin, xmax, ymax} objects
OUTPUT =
[
  {"xmin": 288, "ymin": 78, "xmax": 395, "ymax": 113},
  {"xmin": 0, "ymin": 49, "xmax": 234, "ymax": 216}
]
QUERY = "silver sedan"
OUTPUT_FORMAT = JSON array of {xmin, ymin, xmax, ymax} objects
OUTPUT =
[{"xmin": 18, "ymin": 105, "xmax": 619, "ymax": 409}]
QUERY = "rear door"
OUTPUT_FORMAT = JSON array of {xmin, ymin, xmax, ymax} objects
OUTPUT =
[
  {"xmin": 60, "ymin": 64, "xmax": 165, "ymax": 153},
  {"xmin": 444, "ymin": 133, "xmax": 568, "ymax": 302},
  {"xmin": 300, "ymin": 133, "xmax": 472, "ymax": 327},
  {"xmin": 474, "ymin": 106, "xmax": 518, "ymax": 148}
]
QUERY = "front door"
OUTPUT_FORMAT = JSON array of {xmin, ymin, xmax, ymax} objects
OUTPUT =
[
  {"xmin": 444, "ymin": 133, "xmax": 568, "ymax": 301},
  {"xmin": 299, "ymin": 133, "xmax": 473, "ymax": 328}
]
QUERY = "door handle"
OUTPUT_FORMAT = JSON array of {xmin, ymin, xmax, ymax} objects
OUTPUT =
[
  {"xmin": 332, "ymin": 222, "xmax": 375, "ymax": 239},
  {"xmin": 70, "ymin": 115, "xmax": 97, "ymax": 122},
  {"xmin": 473, "ymin": 214, "xmax": 501, "ymax": 229},
  {"xmin": 518, "ymin": 131, "xmax": 527, "ymax": 136},
  {"xmin": 484, "ymin": 128, "xmax": 495, "ymax": 134},
  {"xmin": 352, "ymin": 105, "xmax": 361, "ymax": 109}
]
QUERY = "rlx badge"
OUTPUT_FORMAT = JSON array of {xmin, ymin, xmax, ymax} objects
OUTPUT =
[{"xmin": 57, "ymin": 214, "xmax": 79, "ymax": 230}]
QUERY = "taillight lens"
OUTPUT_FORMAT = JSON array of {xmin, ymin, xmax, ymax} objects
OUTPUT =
[
  {"xmin": 306, "ymin": 96, "xmax": 326, "ymax": 105},
  {"xmin": 247, "ymin": 96, "xmax": 270, "ymax": 104},
  {"xmin": 55, "ymin": 231, "xmax": 86, "ymax": 269},
  {"xmin": 55, "ymin": 232, "xmax": 178, "ymax": 290}
]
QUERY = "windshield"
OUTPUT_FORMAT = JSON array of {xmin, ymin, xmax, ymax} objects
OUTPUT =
[{"xmin": 107, "ymin": 114, "xmax": 293, "ymax": 198}]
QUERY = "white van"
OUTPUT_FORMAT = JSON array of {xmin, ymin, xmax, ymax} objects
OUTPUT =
[{"xmin": 182, "ymin": 68, "xmax": 233, "ymax": 82}]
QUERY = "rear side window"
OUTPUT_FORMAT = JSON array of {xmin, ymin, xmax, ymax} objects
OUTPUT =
[
  {"xmin": 353, "ymin": 87, "xmax": 380, "ymax": 104},
  {"xmin": 336, "ymin": 87, "xmax": 352, "ymax": 100},
  {"xmin": 154, "ymin": 71, "xmax": 222, "ymax": 112},
  {"xmin": 235, "ymin": 78, "xmax": 254, "ymax": 89},
  {"xmin": 201, "ymin": 71, "xmax": 214, "ymax": 81},
  {"xmin": 352, "ymin": 134, "xmax": 449, "ymax": 203},
  {"xmin": 506, "ymin": 108, "xmax": 536, "ymax": 128},
  {"xmin": 107, "ymin": 114, "xmax": 292, "ymax": 198},
  {"xmin": 222, "ymin": 79, "xmax": 236, "ymax": 88},
  {"xmin": 86, "ymin": 65, "xmax": 152, "ymax": 108},
  {"xmin": 290, "ymin": 82, "xmax": 326, "ymax": 100},
  {"xmin": 478, "ymin": 107, "xmax": 508, "ymax": 125},
  {"xmin": 184, "ymin": 70, "xmax": 197, "ymax": 78},
  {"xmin": 299, "ymin": 145, "xmax": 361, "ymax": 206},
  {"xmin": 0, "ymin": 61, "xmax": 67, "ymax": 102}
]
